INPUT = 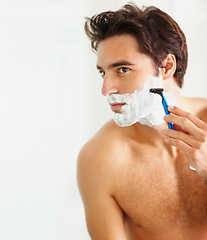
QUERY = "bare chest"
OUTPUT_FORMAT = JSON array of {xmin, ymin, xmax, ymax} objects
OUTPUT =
[{"xmin": 114, "ymin": 147, "xmax": 207, "ymax": 235}]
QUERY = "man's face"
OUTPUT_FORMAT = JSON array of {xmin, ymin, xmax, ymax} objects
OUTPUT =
[{"xmin": 96, "ymin": 34, "xmax": 157, "ymax": 113}]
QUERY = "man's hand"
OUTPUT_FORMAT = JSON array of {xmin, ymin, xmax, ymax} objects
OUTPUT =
[{"xmin": 161, "ymin": 105, "xmax": 207, "ymax": 182}]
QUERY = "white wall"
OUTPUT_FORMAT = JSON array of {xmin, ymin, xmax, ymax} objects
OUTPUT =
[{"xmin": 0, "ymin": 0, "xmax": 206, "ymax": 240}]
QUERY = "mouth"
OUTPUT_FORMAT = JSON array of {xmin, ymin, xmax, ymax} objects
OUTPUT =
[{"xmin": 110, "ymin": 103, "xmax": 126, "ymax": 112}]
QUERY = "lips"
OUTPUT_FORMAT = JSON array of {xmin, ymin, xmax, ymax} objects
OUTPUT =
[{"xmin": 110, "ymin": 103, "xmax": 126, "ymax": 111}]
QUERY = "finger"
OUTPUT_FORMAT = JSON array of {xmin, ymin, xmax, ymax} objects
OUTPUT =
[
  {"xmin": 164, "ymin": 137, "xmax": 193, "ymax": 157},
  {"xmin": 162, "ymin": 128, "xmax": 203, "ymax": 149},
  {"xmin": 173, "ymin": 124, "xmax": 190, "ymax": 135},
  {"xmin": 168, "ymin": 106, "xmax": 207, "ymax": 130},
  {"xmin": 164, "ymin": 114, "xmax": 204, "ymax": 141}
]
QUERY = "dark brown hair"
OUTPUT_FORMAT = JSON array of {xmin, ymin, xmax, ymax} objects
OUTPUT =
[{"xmin": 84, "ymin": 3, "xmax": 188, "ymax": 88}]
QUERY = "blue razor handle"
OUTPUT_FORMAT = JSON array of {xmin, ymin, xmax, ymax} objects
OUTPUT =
[{"xmin": 149, "ymin": 88, "xmax": 174, "ymax": 130}]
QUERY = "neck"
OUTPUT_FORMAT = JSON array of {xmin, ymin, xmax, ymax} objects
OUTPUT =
[{"xmin": 163, "ymin": 77, "xmax": 188, "ymax": 110}]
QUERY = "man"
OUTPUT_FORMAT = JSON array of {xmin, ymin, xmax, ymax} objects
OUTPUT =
[{"xmin": 77, "ymin": 3, "xmax": 207, "ymax": 240}]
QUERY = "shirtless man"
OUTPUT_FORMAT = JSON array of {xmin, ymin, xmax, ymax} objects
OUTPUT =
[{"xmin": 77, "ymin": 3, "xmax": 207, "ymax": 240}]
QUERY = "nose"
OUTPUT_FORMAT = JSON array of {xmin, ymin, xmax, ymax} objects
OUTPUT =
[{"xmin": 101, "ymin": 77, "xmax": 118, "ymax": 96}]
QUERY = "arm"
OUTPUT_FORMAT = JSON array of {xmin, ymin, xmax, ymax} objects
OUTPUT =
[
  {"xmin": 162, "ymin": 105, "xmax": 207, "ymax": 182},
  {"xmin": 77, "ymin": 146, "xmax": 128, "ymax": 240}
]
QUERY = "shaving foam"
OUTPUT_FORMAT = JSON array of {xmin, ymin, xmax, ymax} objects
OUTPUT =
[{"xmin": 107, "ymin": 76, "xmax": 176, "ymax": 127}]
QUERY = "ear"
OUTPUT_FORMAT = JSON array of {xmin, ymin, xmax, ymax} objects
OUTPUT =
[{"xmin": 159, "ymin": 54, "xmax": 176, "ymax": 80}]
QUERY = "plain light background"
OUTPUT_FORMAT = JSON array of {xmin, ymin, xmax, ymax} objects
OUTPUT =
[{"xmin": 0, "ymin": 0, "xmax": 206, "ymax": 239}]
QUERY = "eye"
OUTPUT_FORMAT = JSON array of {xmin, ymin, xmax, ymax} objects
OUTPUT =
[
  {"xmin": 99, "ymin": 70, "xmax": 105, "ymax": 78},
  {"xmin": 118, "ymin": 67, "xmax": 130, "ymax": 74}
]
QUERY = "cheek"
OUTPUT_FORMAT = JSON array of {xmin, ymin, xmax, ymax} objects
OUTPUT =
[
  {"xmin": 120, "ymin": 76, "xmax": 140, "ymax": 93},
  {"xmin": 126, "ymin": 80, "xmax": 147, "ymax": 93},
  {"xmin": 121, "ymin": 83, "xmax": 137, "ymax": 94},
  {"xmin": 128, "ymin": 72, "xmax": 152, "ymax": 91}
]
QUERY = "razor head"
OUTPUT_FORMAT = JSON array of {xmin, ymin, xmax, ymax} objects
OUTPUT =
[{"xmin": 149, "ymin": 88, "xmax": 164, "ymax": 95}]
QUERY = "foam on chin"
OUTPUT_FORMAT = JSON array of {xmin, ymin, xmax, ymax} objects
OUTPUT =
[{"xmin": 107, "ymin": 79, "xmax": 176, "ymax": 127}]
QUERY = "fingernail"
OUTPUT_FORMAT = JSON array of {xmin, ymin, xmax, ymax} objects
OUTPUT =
[{"xmin": 168, "ymin": 105, "xmax": 174, "ymax": 111}]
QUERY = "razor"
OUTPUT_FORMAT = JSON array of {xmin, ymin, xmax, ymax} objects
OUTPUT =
[{"xmin": 149, "ymin": 88, "xmax": 174, "ymax": 130}]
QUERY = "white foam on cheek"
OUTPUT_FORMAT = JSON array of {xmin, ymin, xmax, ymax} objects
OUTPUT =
[{"xmin": 107, "ymin": 78, "xmax": 176, "ymax": 127}]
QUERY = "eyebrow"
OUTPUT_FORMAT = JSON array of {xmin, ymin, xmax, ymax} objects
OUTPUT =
[{"xmin": 96, "ymin": 60, "xmax": 135, "ymax": 70}]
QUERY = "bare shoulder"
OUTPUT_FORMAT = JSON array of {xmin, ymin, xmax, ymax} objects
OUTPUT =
[
  {"xmin": 77, "ymin": 120, "xmax": 132, "ymax": 196},
  {"xmin": 185, "ymin": 97, "xmax": 207, "ymax": 121},
  {"xmin": 193, "ymin": 97, "xmax": 207, "ymax": 108},
  {"xmin": 77, "ymin": 120, "xmax": 129, "ymax": 239},
  {"xmin": 78, "ymin": 119, "xmax": 129, "ymax": 163}
]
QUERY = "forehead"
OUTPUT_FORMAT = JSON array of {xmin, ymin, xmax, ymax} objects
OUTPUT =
[{"xmin": 97, "ymin": 34, "xmax": 146, "ymax": 67}]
